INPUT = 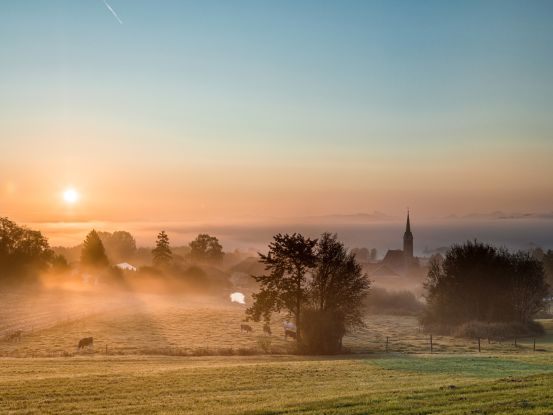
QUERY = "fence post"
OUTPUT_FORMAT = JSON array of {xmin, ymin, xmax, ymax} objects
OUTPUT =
[
  {"xmin": 386, "ymin": 337, "xmax": 389, "ymax": 353},
  {"xmin": 105, "ymin": 345, "xmax": 108, "ymax": 354},
  {"xmin": 478, "ymin": 337, "xmax": 481, "ymax": 353},
  {"xmin": 430, "ymin": 334, "xmax": 433, "ymax": 354},
  {"xmin": 533, "ymin": 338, "xmax": 536, "ymax": 352},
  {"xmin": 514, "ymin": 337, "xmax": 517, "ymax": 347}
]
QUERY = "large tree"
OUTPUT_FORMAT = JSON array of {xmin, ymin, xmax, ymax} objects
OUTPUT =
[
  {"xmin": 300, "ymin": 233, "xmax": 370, "ymax": 353},
  {"xmin": 80, "ymin": 230, "xmax": 109, "ymax": 269},
  {"xmin": 311, "ymin": 234, "xmax": 370, "ymax": 326},
  {"xmin": 246, "ymin": 233, "xmax": 318, "ymax": 342},
  {"xmin": 189, "ymin": 234, "xmax": 224, "ymax": 263},
  {"xmin": 541, "ymin": 249, "xmax": 553, "ymax": 290},
  {"xmin": 510, "ymin": 251, "xmax": 549, "ymax": 323},
  {"xmin": 152, "ymin": 231, "xmax": 172, "ymax": 267},
  {"xmin": 423, "ymin": 241, "xmax": 549, "ymax": 328},
  {"xmin": 0, "ymin": 217, "xmax": 53, "ymax": 283}
]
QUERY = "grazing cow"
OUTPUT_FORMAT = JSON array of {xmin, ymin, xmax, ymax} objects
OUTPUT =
[
  {"xmin": 263, "ymin": 324, "xmax": 272, "ymax": 336},
  {"xmin": 284, "ymin": 329, "xmax": 297, "ymax": 340},
  {"xmin": 240, "ymin": 324, "xmax": 253, "ymax": 333},
  {"xmin": 7, "ymin": 330, "xmax": 22, "ymax": 342},
  {"xmin": 78, "ymin": 337, "xmax": 94, "ymax": 349}
]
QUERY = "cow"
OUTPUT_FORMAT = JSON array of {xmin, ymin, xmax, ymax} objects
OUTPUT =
[
  {"xmin": 240, "ymin": 324, "xmax": 253, "ymax": 333},
  {"xmin": 263, "ymin": 324, "xmax": 272, "ymax": 336},
  {"xmin": 6, "ymin": 330, "xmax": 22, "ymax": 342},
  {"xmin": 78, "ymin": 337, "xmax": 94, "ymax": 349},
  {"xmin": 284, "ymin": 329, "xmax": 297, "ymax": 340}
]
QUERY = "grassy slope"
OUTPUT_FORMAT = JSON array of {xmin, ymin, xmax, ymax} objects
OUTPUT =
[{"xmin": 2, "ymin": 354, "xmax": 553, "ymax": 414}]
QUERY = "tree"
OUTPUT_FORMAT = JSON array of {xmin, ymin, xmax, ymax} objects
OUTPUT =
[
  {"xmin": 0, "ymin": 217, "xmax": 53, "ymax": 283},
  {"xmin": 351, "ymin": 247, "xmax": 369, "ymax": 263},
  {"xmin": 510, "ymin": 251, "xmax": 549, "ymax": 323},
  {"xmin": 312, "ymin": 234, "xmax": 370, "ymax": 326},
  {"xmin": 246, "ymin": 233, "xmax": 317, "ymax": 342},
  {"xmin": 80, "ymin": 230, "xmax": 109, "ymax": 269},
  {"xmin": 541, "ymin": 250, "xmax": 553, "ymax": 290},
  {"xmin": 423, "ymin": 241, "xmax": 549, "ymax": 328},
  {"xmin": 305, "ymin": 233, "xmax": 370, "ymax": 353},
  {"xmin": 189, "ymin": 234, "xmax": 224, "ymax": 263},
  {"xmin": 51, "ymin": 253, "xmax": 70, "ymax": 273},
  {"xmin": 152, "ymin": 231, "xmax": 172, "ymax": 267},
  {"xmin": 98, "ymin": 231, "xmax": 137, "ymax": 263}
]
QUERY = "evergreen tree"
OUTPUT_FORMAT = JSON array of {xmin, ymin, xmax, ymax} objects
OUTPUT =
[
  {"xmin": 80, "ymin": 230, "xmax": 109, "ymax": 269},
  {"xmin": 152, "ymin": 231, "xmax": 172, "ymax": 267}
]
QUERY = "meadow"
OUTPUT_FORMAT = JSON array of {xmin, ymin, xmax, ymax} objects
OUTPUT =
[
  {"xmin": 3, "ymin": 290, "xmax": 553, "ymax": 413},
  {"xmin": 3, "ymin": 354, "xmax": 553, "ymax": 414},
  {"xmin": 1, "ymin": 290, "xmax": 552, "ymax": 358}
]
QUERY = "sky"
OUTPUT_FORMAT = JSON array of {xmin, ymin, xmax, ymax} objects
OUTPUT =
[{"xmin": 1, "ymin": 0, "xmax": 553, "ymax": 245}]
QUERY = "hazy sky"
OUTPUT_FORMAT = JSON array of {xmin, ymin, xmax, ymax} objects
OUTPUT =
[{"xmin": 1, "ymin": 0, "xmax": 553, "ymax": 226}]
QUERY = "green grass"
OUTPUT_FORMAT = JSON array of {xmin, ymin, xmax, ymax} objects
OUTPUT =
[{"xmin": 2, "ymin": 354, "xmax": 553, "ymax": 414}]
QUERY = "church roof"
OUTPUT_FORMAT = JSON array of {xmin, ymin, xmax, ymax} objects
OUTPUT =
[
  {"xmin": 369, "ymin": 264, "xmax": 402, "ymax": 278},
  {"xmin": 383, "ymin": 249, "xmax": 404, "ymax": 263}
]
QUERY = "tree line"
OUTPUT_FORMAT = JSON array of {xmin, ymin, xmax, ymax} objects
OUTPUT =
[{"xmin": 0, "ymin": 216, "xmax": 225, "ymax": 286}]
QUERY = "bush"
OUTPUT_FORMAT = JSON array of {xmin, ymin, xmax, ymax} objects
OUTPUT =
[{"xmin": 364, "ymin": 287, "xmax": 424, "ymax": 316}]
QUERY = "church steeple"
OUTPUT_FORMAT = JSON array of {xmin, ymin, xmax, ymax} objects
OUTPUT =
[{"xmin": 403, "ymin": 211, "xmax": 413, "ymax": 259}]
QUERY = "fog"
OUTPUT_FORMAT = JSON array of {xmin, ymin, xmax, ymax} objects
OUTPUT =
[{"xmin": 37, "ymin": 218, "xmax": 553, "ymax": 256}]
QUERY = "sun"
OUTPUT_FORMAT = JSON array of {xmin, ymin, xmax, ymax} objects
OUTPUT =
[{"xmin": 63, "ymin": 188, "xmax": 79, "ymax": 204}]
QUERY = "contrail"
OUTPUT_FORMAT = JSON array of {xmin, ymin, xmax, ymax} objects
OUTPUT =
[{"xmin": 102, "ymin": 0, "xmax": 123, "ymax": 24}]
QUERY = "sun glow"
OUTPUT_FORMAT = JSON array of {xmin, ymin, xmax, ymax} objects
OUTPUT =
[{"xmin": 63, "ymin": 188, "xmax": 79, "ymax": 204}]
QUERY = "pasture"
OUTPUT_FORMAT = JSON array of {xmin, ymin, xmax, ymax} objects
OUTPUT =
[
  {"xmin": 3, "ymin": 290, "xmax": 553, "ymax": 413},
  {"xmin": 1, "ymin": 290, "xmax": 552, "ymax": 357},
  {"xmin": 3, "ymin": 354, "xmax": 553, "ymax": 414}
]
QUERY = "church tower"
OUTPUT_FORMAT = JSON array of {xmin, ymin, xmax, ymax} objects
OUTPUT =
[{"xmin": 403, "ymin": 211, "xmax": 414, "ymax": 259}]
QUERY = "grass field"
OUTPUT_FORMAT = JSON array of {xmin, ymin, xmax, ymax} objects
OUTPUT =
[
  {"xmin": 1, "ymin": 290, "xmax": 552, "ymax": 357},
  {"xmin": 3, "ymin": 290, "xmax": 553, "ymax": 413},
  {"xmin": 3, "ymin": 353, "xmax": 553, "ymax": 414}
]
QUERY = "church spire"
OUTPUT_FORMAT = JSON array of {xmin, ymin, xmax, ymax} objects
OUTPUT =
[{"xmin": 403, "ymin": 210, "xmax": 413, "ymax": 259}]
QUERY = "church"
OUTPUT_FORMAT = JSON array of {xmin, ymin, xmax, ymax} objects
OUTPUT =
[{"xmin": 370, "ymin": 212, "xmax": 418, "ymax": 277}]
